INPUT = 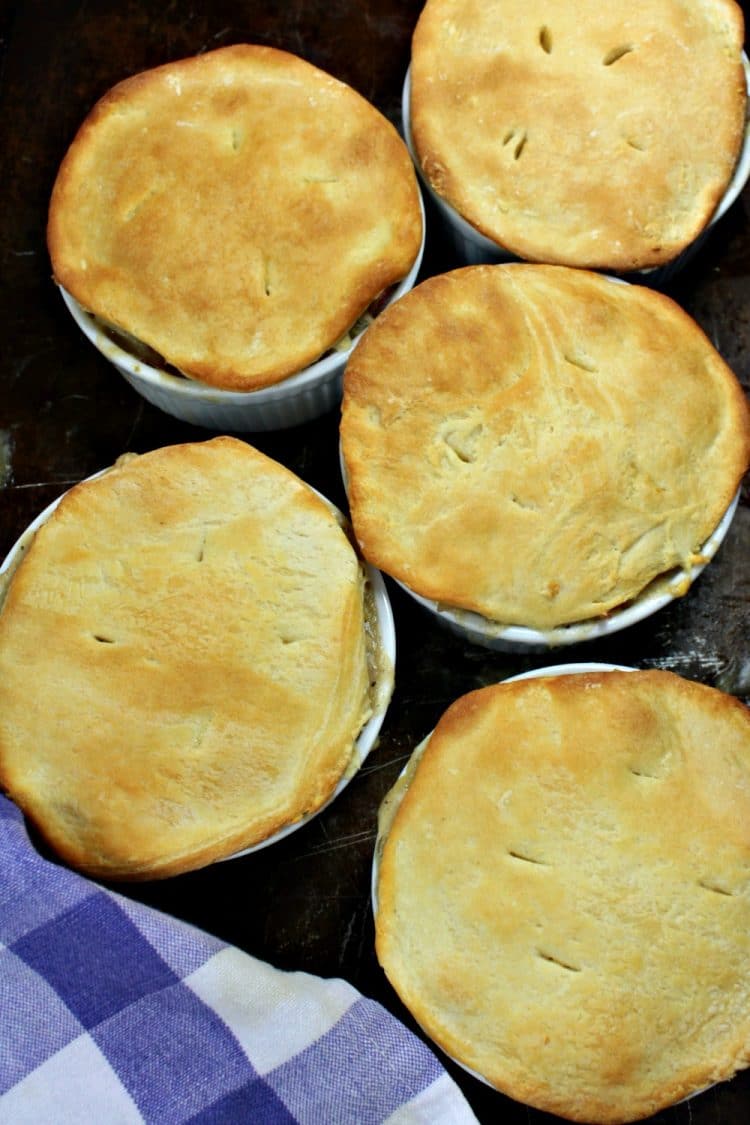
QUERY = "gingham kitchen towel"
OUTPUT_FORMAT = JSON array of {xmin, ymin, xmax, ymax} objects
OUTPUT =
[{"xmin": 0, "ymin": 795, "xmax": 477, "ymax": 1123}]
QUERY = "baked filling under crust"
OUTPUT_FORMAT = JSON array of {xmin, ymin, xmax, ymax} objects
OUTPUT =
[{"xmin": 74, "ymin": 282, "xmax": 398, "ymax": 387}]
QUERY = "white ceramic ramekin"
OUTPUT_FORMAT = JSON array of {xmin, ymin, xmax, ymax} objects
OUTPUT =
[
  {"xmin": 0, "ymin": 472, "xmax": 396, "ymax": 857},
  {"xmin": 58, "ymin": 194, "xmax": 425, "ymax": 432},
  {"xmin": 390, "ymin": 489, "xmax": 741, "ymax": 652},
  {"xmin": 402, "ymin": 56, "xmax": 750, "ymax": 284}
]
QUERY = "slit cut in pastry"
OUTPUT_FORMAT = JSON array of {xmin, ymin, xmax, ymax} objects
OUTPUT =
[
  {"xmin": 0, "ymin": 437, "xmax": 388, "ymax": 879},
  {"xmin": 375, "ymin": 669, "xmax": 750, "ymax": 1122},
  {"xmin": 341, "ymin": 264, "xmax": 750, "ymax": 631},
  {"xmin": 47, "ymin": 44, "xmax": 423, "ymax": 390}
]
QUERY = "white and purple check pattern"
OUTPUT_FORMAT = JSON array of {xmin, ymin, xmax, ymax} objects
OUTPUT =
[{"xmin": 0, "ymin": 796, "xmax": 477, "ymax": 1124}]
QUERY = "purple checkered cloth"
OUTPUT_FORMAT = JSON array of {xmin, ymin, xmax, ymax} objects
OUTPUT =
[{"xmin": 0, "ymin": 795, "xmax": 477, "ymax": 1123}]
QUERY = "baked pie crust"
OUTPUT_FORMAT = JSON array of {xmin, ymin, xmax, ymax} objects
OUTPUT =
[
  {"xmin": 375, "ymin": 669, "xmax": 750, "ymax": 1122},
  {"xmin": 410, "ymin": 0, "xmax": 746, "ymax": 270},
  {"xmin": 341, "ymin": 264, "xmax": 750, "ymax": 630},
  {"xmin": 0, "ymin": 437, "xmax": 376, "ymax": 879},
  {"xmin": 48, "ymin": 44, "xmax": 423, "ymax": 390}
]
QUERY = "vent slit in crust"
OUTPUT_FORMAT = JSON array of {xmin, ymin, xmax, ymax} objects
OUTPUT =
[
  {"xmin": 603, "ymin": 44, "xmax": 635, "ymax": 66},
  {"xmin": 508, "ymin": 848, "xmax": 549, "ymax": 866},
  {"xmin": 537, "ymin": 949, "xmax": 582, "ymax": 973},
  {"xmin": 539, "ymin": 26, "xmax": 553, "ymax": 54}
]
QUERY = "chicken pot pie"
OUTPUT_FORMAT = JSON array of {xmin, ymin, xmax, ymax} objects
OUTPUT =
[
  {"xmin": 0, "ymin": 437, "xmax": 388, "ymax": 879},
  {"xmin": 375, "ymin": 669, "xmax": 750, "ymax": 1122},
  {"xmin": 48, "ymin": 44, "xmax": 423, "ymax": 390},
  {"xmin": 409, "ymin": 0, "xmax": 747, "ymax": 271},
  {"xmin": 341, "ymin": 264, "xmax": 750, "ymax": 632}
]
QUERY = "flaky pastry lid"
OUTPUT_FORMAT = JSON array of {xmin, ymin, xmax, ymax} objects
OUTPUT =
[
  {"xmin": 0, "ymin": 437, "xmax": 373, "ymax": 879},
  {"xmin": 47, "ymin": 44, "xmax": 423, "ymax": 390},
  {"xmin": 375, "ymin": 670, "xmax": 750, "ymax": 1122},
  {"xmin": 410, "ymin": 0, "xmax": 747, "ymax": 270},
  {"xmin": 341, "ymin": 264, "xmax": 750, "ymax": 630}
]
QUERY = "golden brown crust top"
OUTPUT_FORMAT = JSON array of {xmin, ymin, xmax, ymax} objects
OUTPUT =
[
  {"xmin": 341, "ymin": 264, "xmax": 750, "ymax": 629},
  {"xmin": 410, "ymin": 0, "xmax": 746, "ymax": 269},
  {"xmin": 48, "ymin": 44, "xmax": 422, "ymax": 390},
  {"xmin": 0, "ymin": 437, "xmax": 373, "ymax": 879},
  {"xmin": 376, "ymin": 670, "xmax": 750, "ymax": 1122}
]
